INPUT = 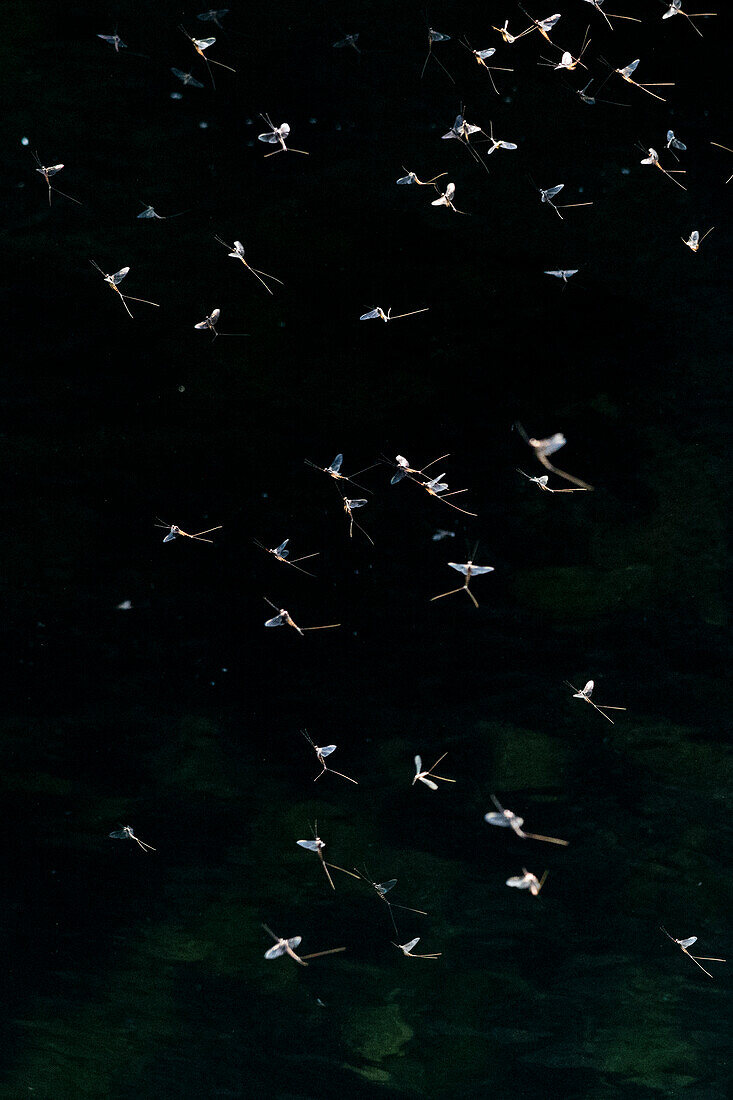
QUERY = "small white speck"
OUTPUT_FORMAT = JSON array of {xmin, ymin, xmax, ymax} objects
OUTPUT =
[
  {"xmin": 171, "ymin": 92, "xmax": 183, "ymax": 100},
  {"xmin": 621, "ymin": 167, "xmax": 630, "ymax": 175},
  {"xmin": 199, "ymin": 121, "xmax": 209, "ymax": 129},
  {"xmin": 309, "ymin": 118, "xmax": 317, "ymax": 124},
  {"xmin": 178, "ymin": 385, "xmax": 186, "ymax": 392},
  {"xmin": 21, "ymin": 136, "xmax": 29, "ymax": 146}
]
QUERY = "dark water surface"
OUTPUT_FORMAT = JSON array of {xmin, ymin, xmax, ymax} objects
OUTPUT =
[{"xmin": 2, "ymin": 1, "xmax": 731, "ymax": 1096}]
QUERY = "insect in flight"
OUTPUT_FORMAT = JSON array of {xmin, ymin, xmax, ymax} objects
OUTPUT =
[
  {"xmin": 565, "ymin": 679, "xmax": 626, "ymax": 724},
  {"xmin": 612, "ymin": 59, "xmax": 674, "ymax": 102},
  {"xmin": 506, "ymin": 868, "xmax": 548, "ymax": 896},
  {"xmin": 461, "ymin": 40, "xmax": 514, "ymax": 96},
  {"xmin": 661, "ymin": 0, "xmax": 716, "ymax": 37},
  {"xmin": 392, "ymin": 937, "xmax": 442, "ymax": 959},
  {"xmin": 296, "ymin": 824, "xmax": 359, "ymax": 890},
  {"xmin": 257, "ymin": 114, "xmax": 309, "ymax": 157},
  {"xmin": 640, "ymin": 147, "xmax": 687, "ymax": 191},
  {"xmin": 431, "ymin": 560, "xmax": 494, "ymax": 609},
  {"xmin": 421, "ymin": 27, "xmax": 454, "ymax": 83},
  {"xmin": 264, "ymin": 598, "xmax": 340, "ymax": 637},
  {"xmin": 491, "ymin": 19, "xmax": 535, "ymax": 43},
  {"xmin": 518, "ymin": 7, "xmax": 563, "ymax": 44},
  {"xmin": 570, "ymin": 78, "xmax": 628, "ymax": 108},
  {"xmin": 666, "ymin": 130, "xmax": 687, "ymax": 154},
  {"xmin": 342, "ymin": 497, "xmax": 374, "ymax": 545},
  {"xmin": 171, "ymin": 68, "xmax": 204, "ymax": 88},
  {"xmin": 431, "ymin": 182, "xmax": 468, "ymax": 214},
  {"xmin": 262, "ymin": 925, "xmax": 346, "ymax": 966},
  {"xmin": 396, "ymin": 167, "xmax": 447, "ymax": 189},
  {"xmin": 484, "ymin": 795, "xmax": 569, "ymax": 846},
  {"xmin": 333, "ymin": 33, "xmax": 360, "ymax": 52},
  {"xmin": 32, "ymin": 154, "xmax": 81, "ymax": 206},
  {"xmin": 660, "ymin": 927, "xmax": 726, "ymax": 980},
  {"xmin": 541, "ymin": 27, "xmax": 591, "ymax": 72},
  {"xmin": 197, "ymin": 10, "xmax": 229, "ymax": 30},
  {"xmin": 352, "ymin": 869, "xmax": 427, "ymax": 936},
  {"xmin": 360, "ymin": 306, "xmax": 430, "ymax": 322},
  {"xmin": 253, "ymin": 538, "xmax": 319, "ymax": 576},
  {"xmin": 97, "ymin": 33, "xmax": 126, "ymax": 52},
  {"xmin": 194, "ymin": 307, "xmax": 248, "ymax": 340},
  {"xmin": 179, "ymin": 24, "xmax": 236, "ymax": 86},
  {"xmin": 533, "ymin": 181, "xmax": 593, "ymax": 220},
  {"xmin": 109, "ymin": 825, "xmax": 156, "ymax": 851},
  {"xmin": 441, "ymin": 111, "xmax": 490, "ymax": 173},
  {"xmin": 301, "ymin": 729, "xmax": 358, "ymax": 785},
  {"xmin": 214, "ymin": 235, "xmax": 284, "ymax": 295},
  {"xmin": 544, "ymin": 269, "xmax": 579, "ymax": 284},
  {"xmin": 517, "ymin": 469, "xmax": 586, "ymax": 492},
  {"xmin": 155, "ymin": 520, "xmax": 222, "ymax": 543},
  {"xmin": 387, "ymin": 452, "xmax": 451, "ymax": 485},
  {"xmin": 419, "ymin": 473, "xmax": 477, "ymax": 517},
  {"xmin": 304, "ymin": 452, "xmax": 377, "ymax": 493},
  {"xmin": 580, "ymin": 0, "xmax": 641, "ymax": 28},
  {"xmin": 515, "ymin": 423, "xmax": 594, "ymax": 491},
  {"xmin": 682, "ymin": 227, "xmax": 714, "ymax": 252},
  {"xmin": 90, "ymin": 262, "xmax": 159, "ymax": 319},
  {"xmin": 413, "ymin": 753, "xmax": 456, "ymax": 790},
  {"xmin": 486, "ymin": 120, "xmax": 518, "ymax": 155}
]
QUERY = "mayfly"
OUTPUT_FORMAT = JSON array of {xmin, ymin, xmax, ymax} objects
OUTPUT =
[
  {"xmin": 613, "ymin": 59, "xmax": 674, "ymax": 103},
  {"xmin": 155, "ymin": 519, "xmax": 222, "ymax": 543},
  {"xmin": 396, "ymin": 167, "xmax": 447, "ymax": 188},
  {"xmin": 421, "ymin": 27, "xmax": 454, "ymax": 83},
  {"xmin": 197, "ymin": 9, "xmax": 229, "ymax": 30},
  {"xmin": 214, "ymin": 235, "xmax": 284, "ymax": 295},
  {"xmin": 506, "ymin": 868, "xmax": 548, "ymax": 895},
  {"xmin": 353, "ymin": 869, "xmax": 427, "ymax": 936},
  {"xmin": 171, "ymin": 68, "xmax": 204, "ymax": 88},
  {"xmin": 90, "ymin": 262, "xmax": 160, "ymax": 319},
  {"xmin": 541, "ymin": 28, "xmax": 591, "ymax": 72},
  {"xmin": 486, "ymin": 120, "xmax": 518, "ymax": 155},
  {"xmin": 441, "ymin": 111, "xmax": 490, "ymax": 174},
  {"xmin": 419, "ymin": 473, "xmax": 478, "ymax": 517},
  {"xmin": 682, "ymin": 227, "xmax": 714, "ymax": 252},
  {"xmin": 544, "ymin": 269, "xmax": 579, "ymax": 284},
  {"xmin": 296, "ymin": 824, "xmax": 359, "ymax": 890},
  {"xmin": 194, "ymin": 307, "xmax": 248, "ymax": 340},
  {"xmin": 565, "ymin": 679, "xmax": 626, "ymax": 724},
  {"xmin": 393, "ymin": 937, "xmax": 441, "ymax": 959},
  {"xmin": 518, "ymin": 7, "xmax": 563, "ymax": 44},
  {"xmin": 98, "ymin": 33, "xmax": 126, "ymax": 52},
  {"xmin": 304, "ymin": 452, "xmax": 377, "ymax": 493},
  {"xmin": 666, "ymin": 130, "xmax": 687, "ymax": 153},
  {"xmin": 333, "ymin": 33, "xmax": 360, "ymax": 52},
  {"xmin": 264, "ymin": 598, "xmax": 340, "ymax": 637},
  {"xmin": 491, "ymin": 19, "xmax": 535, "ymax": 43},
  {"xmin": 662, "ymin": 0, "xmax": 716, "ymax": 37},
  {"xmin": 484, "ymin": 795, "xmax": 569, "ymax": 845},
  {"xmin": 413, "ymin": 752, "xmax": 456, "ymax": 790},
  {"xmin": 179, "ymin": 24, "xmax": 236, "ymax": 87},
  {"xmin": 571, "ymin": 78, "xmax": 628, "ymax": 107},
  {"xmin": 253, "ymin": 537, "xmax": 319, "ymax": 576},
  {"xmin": 360, "ymin": 306, "xmax": 430, "ymax": 322},
  {"xmin": 431, "ymin": 560, "xmax": 494, "ymax": 609},
  {"xmin": 32, "ymin": 154, "xmax": 81, "ymax": 206},
  {"xmin": 515, "ymin": 423, "xmax": 594, "ymax": 491},
  {"xmin": 109, "ymin": 825, "xmax": 156, "ymax": 851},
  {"xmin": 640, "ymin": 147, "xmax": 687, "ymax": 191},
  {"xmin": 257, "ymin": 114, "xmax": 309, "ymax": 157},
  {"xmin": 580, "ymin": 0, "xmax": 641, "ymax": 28},
  {"xmin": 660, "ymin": 927, "xmax": 726, "ymax": 980},
  {"xmin": 517, "ymin": 469, "xmax": 587, "ymax": 492},
  {"xmin": 342, "ymin": 497, "xmax": 374, "ymax": 545},
  {"xmin": 387, "ymin": 452, "xmax": 450, "ymax": 485},
  {"xmin": 462, "ymin": 40, "xmax": 514, "ymax": 96},
  {"xmin": 533, "ymin": 181, "xmax": 593, "ymax": 220},
  {"xmin": 431, "ymin": 181, "xmax": 468, "ymax": 214},
  {"xmin": 262, "ymin": 925, "xmax": 345, "ymax": 966},
  {"xmin": 301, "ymin": 729, "xmax": 358, "ymax": 785}
]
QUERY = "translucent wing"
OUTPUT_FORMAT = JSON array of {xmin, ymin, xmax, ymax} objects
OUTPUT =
[
  {"xmin": 109, "ymin": 828, "xmax": 130, "ymax": 839},
  {"xmin": 689, "ymin": 231, "xmax": 699, "ymax": 246},
  {"xmin": 540, "ymin": 15, "xmax": 562, "ymax": 30},
  {"xmin": 420, "ymin": 776, "xmax": 439, "ymax": 790},
  {"xmin": 329, "ymin": 454, "xmax": 344, "ymax": 473},
  {"xmin": 464, "ymin": 122, "xmax": 481, "ymax": 136},
  {"xmin": 666, "ymin": 129, "xmax": 675, "ymax": 142},
  {"xmin": 484, "ymin": 812, "xmax": 513, "ymax": 828},
  {"xmin": 297, "ymin": 840, "xmax": 322, "ymax": 851},
  {"xmin": 209, "ymin": 308, "xmax": 221, "ymax": 323},
  {"xmin": 582, "ymin": 680, "xmax": 594, "ymax": 696},
  {"xmin": 470, "ymin": 565, "xmax": 495, "ymax": 575},
  {"xmin": 427, "ymin": 474, "xmax": 448, "ymax": 491},
  {"xmin": 346, "ymin": 498, "xmax": 367, "ymax": 508},
  {"xmin": 414, "ymin": 755, "xmax": 422, "ymax": 773},
  {"xmin": 498, "ymin": 141, "xmax": 517, "ymax": 150},
  {"xmin": 264, "ymin": 612, "xmax": 287, "ymax": 627},
  {"xmin": 537, "ymin": 476, "xmax": 549, "ymax": 486},
  {"xmin": 391, "ymin": 468, "xmax": 408, "ymax": 484},
  {"xmin": 559, "ymin": 53, "xmax": 573, "ymax": 67},
  {"xmin": 673, "ymin": 138, "xmax": 686, "ymax": 151},
  {"xmin": 360, "ymin": 308, "xmax": 381, "ymax": 319},
  {"xmin": 545, "ymin": 270, "xmax": 564, "ymax": 277},
  {"xmin": 620, "ymin": 59, "xmax": 639, "ymax": 77},
  {"xmin": 319, "ymin": 745, "xmax": 337, "ymax": 757},
  {"xmin": 445, "ymin": 182, "xmax": 455, "ymax": 200},
  {"xmin": 448, "ymin": 562, "xmax": 470, "ymax": 574},
  {"xmin": 396, "ymin": 173, "xmax": 414, "ymax": 185},
  {"xmin": 195, "ymin": 37, "xmax": 216, "ymax": 49},
  {"xmin": 195, "ymin": 319, "xmax": 210, "ymax": 329},
  {"xmin": 264, "ymin": 942, "xmax": 287, "ymax": 958},
  {"xmin": 163, "ymin": 530, "xmax": 177, "ymax": 542},
  {"xmin": 273, "ymin": 539, "xmax": 289, "ymax": 557},
  {"xmin": 111, "ymin": 267, "xmax": 130, "ymax": 284},
  {"xmin": 376, "ymin": 879, "xmax": 397, "ymax": 895},
  {"xmin": 431, "ymin": 194, "xmax": 447, "ymax": 206},
  {"xmin": 258, "ymin": 132, "xmax": 281, "ymax": 144},
  {"xmin": 395, "ymin": 455, "xmax": 409, "ymax": 467},
  {"xmin": 279, "ymin": 123, "xmax": 291, "ymax": 139},
  {"xmin": 679, "ymin": 936, "xmax": 697, "ymax": 948},
  {"xmin": 533, "ymin": 433, "xmax": 566, "ymax": 455},
  {"xmin": 430, "ymin": 29, "xmax": 450, "ymax": 41},
  {"xmin": 46, "ymin": 165, "xmax": 64, "ymax": 175},
  {"xmin": 506, "ymin": 874, "xmax": 530, "ymax": 889},
  {"xmin": 402, "ymin": 937, "xmax": 421, "ymax": 952},
  {"xmin": 138, "ymin": 206, "xmax": 159, "ymax": 219},
  {"xmin": 476, "ymin": 48, "xmax": 496, "ymax": 58},
  {"xmin": 543, "ymin": 185, "xmax": 564, "ymax": 200}
]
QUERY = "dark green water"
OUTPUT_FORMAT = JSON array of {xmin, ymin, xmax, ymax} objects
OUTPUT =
[{"xmin": 2, "ymin": 1, "xmax": 731, "ymax": 1097}]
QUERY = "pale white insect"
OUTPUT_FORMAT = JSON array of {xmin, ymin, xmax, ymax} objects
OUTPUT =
[
  {"xmin": 421, "ymin": 27, "xmax": 454, "ymax": 82},
  {"xmin": 463, "ymin": 40, "xmax": 514, "ymax": 95},
  {"xmin": 171, "ymin": 68, "xmax": 204, "ymax": 88},
  {"xmin": 535, "ymin": 181, "xmax": 593, "ymax": 220},
  {"xmin": 109, "ymin": 825, "xmax": 156, "ymax": 851},
  {"xmin": 682, "ymin": 227, "xmax": 714, "ymax": 252},
  {"xmin": 353, "ymin": 869, "xmax": 427, "ymax": 936},
  {"xmin": 660, "ymin": 927, "xmax": 726, "ymax": 979},
  {"xmin": 517, "ymin": 469, "xmax": 587, "ymax": 492},
  {"xmin": 392, "ymin": 937, "xmax": 442, "ymax": 959},
  {"xmin": 544, "ymin": 269, "xmax": 578, "ymax": 283},
  {"xmin": 296, "ymin": 823, "xmax": 359, "ymax": 890},
  {"xmin": 388, "ymin": 452, "xmax": 450, "ymax": 485},
  {"xmin": 304, "ymin": 452, "xmax": 377, "ymax": 493},
  {"xmin": 661, "ymin": 0, "xmax": 716, "ymax": 37},
  {"xmin": 640, "ymin": 147, "xmax": 687, "ymax": 191},
  {"xmin": 666, "ymin": 130, "xmax": 687, "ymax": 152},
  {"xmin": 98, "ymin": 33, "xmax": 126, "ymax": 52},
  {"xmin": 431, "ymin": 561, "xmax": 494, "ymax": 609},
  {"xmin": 179, "ymin": 24, "xmax": 236, "ymax": 86},
  {"xmin": 396, "ymin": 167, "xmax": 447, "ymax": 188},
  {"xmin": 506, "ymin": 868, "xmax": 547, "ymax": 895},
  {"xmin": 253, "ymin": 537, "xmax": 319, "ymax": 576},
  {"xmin": 519, "ymin": 7, "xmax": 562, "ymax": 42},
  {"xmin": 155, "ymin": 519, "xmax": 222, "ymax": 543},
  {"xmin": 580, "ymin": 0, "xmax": 640, "ymax": 29},
  {"xmin": 491, "ymin": 19, "xmax": 535, "ymax": 43},
  {"xmin": 262, "ymin": 924, "xmax": 345, "ymax": 966},
  {"xmin": 342, "ymin": 496, "xmax": 374, "ymax": 545},
  {"xmin": 360, "ymin": 306, "xmax": 430, "ymax": 322},
  {"xmin": 565, "ymin": 679, "xmax": 627, "ymax": 724},
  {"xmin": 90, "ymin": 261, "xmax": 160, "ymax": 319},
  {"xmin": 33, "ymin": 153, "xmax": 81, "ymax": 206},
  {"xmin": 334, "ymin": 33, "xmax": 360, "ymax": 52},
  {"xmin": 412, "ymin": 752, "xmax": 456, "ymax": 790},
  {"xmin": 516, "ymin": 422, "xmax": 594, "ymax": 490},
  {"xmin": 264, "ymin": 599, "xmax": 340, "ymax": 637},
  {"xmin": 214, "ymin": 235, "xmax": 284, "ymax": 294},
  {"xmin": 431, "ymin": 181, "xmax": 467, "ymax": 214},
  {"xmin": 614, "ymin": 59, "xmax": 674, "ymax": 102},
  {"xmin": 486, "ymin": 120, "xmax": 518, "ymax": 154},
  {"xmin": 301, "ymin": 729, "xmax": 359, "ymax": 785},
  {"xmin": 257, "ymin": 114, "xmax": 309, "ymax": 156},
  {"xmin": 197, "ymin": 10, "xmax": 229, "ymax": 30},
  {"xmin": 484, "ymin": 795, "xmax": 569, "ymax": 845}
]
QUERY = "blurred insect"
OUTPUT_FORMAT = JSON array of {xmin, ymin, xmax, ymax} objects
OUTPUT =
[
  {"xmin": 660, "ymin": 927, "xmax": 726, "ymax": 980},
  {"xmin": 432, "ymin": 529, "xmax": 455, "ymax": 541},
  {"xmin": 441, "ymin": 111, "xmax": 490, "ymax": 173},
  {"xmin": 257, "ymin": 114, "xmax": 309, "ymax": 156},
  {"xmin": 253, "ymin": 538, "xmax": 319, "ymax": 576},
  {"xmin": 413, "ymin": 752, "xmax": 456, "ymax": 790},
  {"xmin": 421, "ymin": 27, "xmax": 454, "ymax": 82},
  {"xmin": 304, "ymin": 452, "xmax": 377, "ymax": 493},
  {"xmin": 194, "ymin": 307, "xmax": 221, "ymax": 338},
  {"xmin": 666, "ymin": 130, "xmax": 687, "ymax": 153},
  {"xmin": 360, "ymin": 306, "xmax": 430, "ymax": 322},
  {"xmin": 98, "ymin": 33, "xmax": 126, "ymax": 52},
  {"xmin": 197, "ymin": 9, "xmax": 229, "ymax": 30},
  {"xmin": 431, "ymin": 181, "xmax": 468, "ymax": 214},
  {"xmin": 461, "ymin": 39, "xmax": 514, "ymax": 95},
  {"xmin": 491, "ymin": 19, "xmax": 535, "ymax": 43},
  {"xmin": 612, "ymin": 59, "xmax": 674, "ymax": 102},
  {"xmin": 515, "ymin": 423, "xmax": 594, "ymax": 491},
  {"xmin": 32, "ymin": 154, "xmax": 81, "ymax": 206},
  {"xmin": 90, "ymin": 261, "xmax": 159, "ymax": 319},
  {"xmin": 640, "ymin": 147, "xmax": 687, "ymax": 191},
  {"xmin": 661, "ymin": 0, "xmax": 716, "ymax": 36},
  {"xmin": 486, "ymin": 120, "xmax": 518, "ymax": 155},
  {"xmin": 541, "ymin": 28, "xmax": 591, "ymax": 71},
  {"xmin": 137, "ymin": 202, "xmax": 187, "ymax": 220},
  {"xmin": 342, "ymin": 497, "xmax": 374, "ymax": 545},
  {"xmin": 302, "ymin": 729, "xmax": 358, "ymax": 785},
  {"xmin": 506, "ymin": 868, "xmax": 548, "ymax": 896},
  {"xmin": 396, "ymin": 167, "xmax": 447, "ymax": 188},
  {"xmin": 109, "ymin": 825, "xmax": 156, "ymax": 851},
  {"xmin": 393, "ymin": 937, "xmax": 442, "ymax": 959},
  {"xmin": 571, "ymin": 79, "xmax": 628, "ymax": 107},
  {"xmin": 519, "ymin": 7, "xmax": 563, "ymax": 44},
  {"xmin": 179, "ymin": 24, "xmax": 235, "ymax": 86},
  {"xmin": 581, "ymin": 0, "xmax": 641, "ymax": 28},
  {"xmin": 484, "ymin": 795, "xmax": 569, "ymax": 845},
  {"xmin": 155, "ymin": 520, "xmax": 222, "ymax": 543},
  {"xmin": 353, "ymin": 869, "xmax": 427, "ymax": 936},
  {"xmin": 419, "ymin": 473, "xmax": 478, "ymax": 517},
  {"xmin": 334, "ymin": 33, "xmax": 360, "ymax": 52},
  {"xmin": 264, "ymin": 599, "xmax": 340, "ymax": 637},
  {"xmin": 544, "ymin": 269, "xmax": 579, "ymax": 284},
  {"xmin": 296, "ymin": 824, "xmax": 359, "ymax": 890},
  {"xmin": 533, "ymin": 181, "xmax": 593, "ymax": 220},
  {"xmin": 431, "ymin": 560, "xmax": 494, "ymax": 609},
  {"xmin": 710, "ymin": 141, "xmax": 733, "ymax": 183},
  {"xmin": 214, "ymin": 235, "xmax": 284, "ymax": 294},
  {"xmin": 682, "ymin": 227, "xmax": 714, "ymax": 252},
  {"xmin": 565, "ymin": 679, "xmax": 627, "ymax": 724},
  {"xmin": 387, "ymin": 452, "xmax": 450, "ymax": 485},
  {"xmin": 262, "ymin": 925, "xmax": 345, "ymax": 966},
  {"xmin": 517, "ymin": 469, "xmax": 587, "ymax": 492},
  {"xmin": 171, "ymin": 68, "xmax": 204, "ymax": 88}
]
